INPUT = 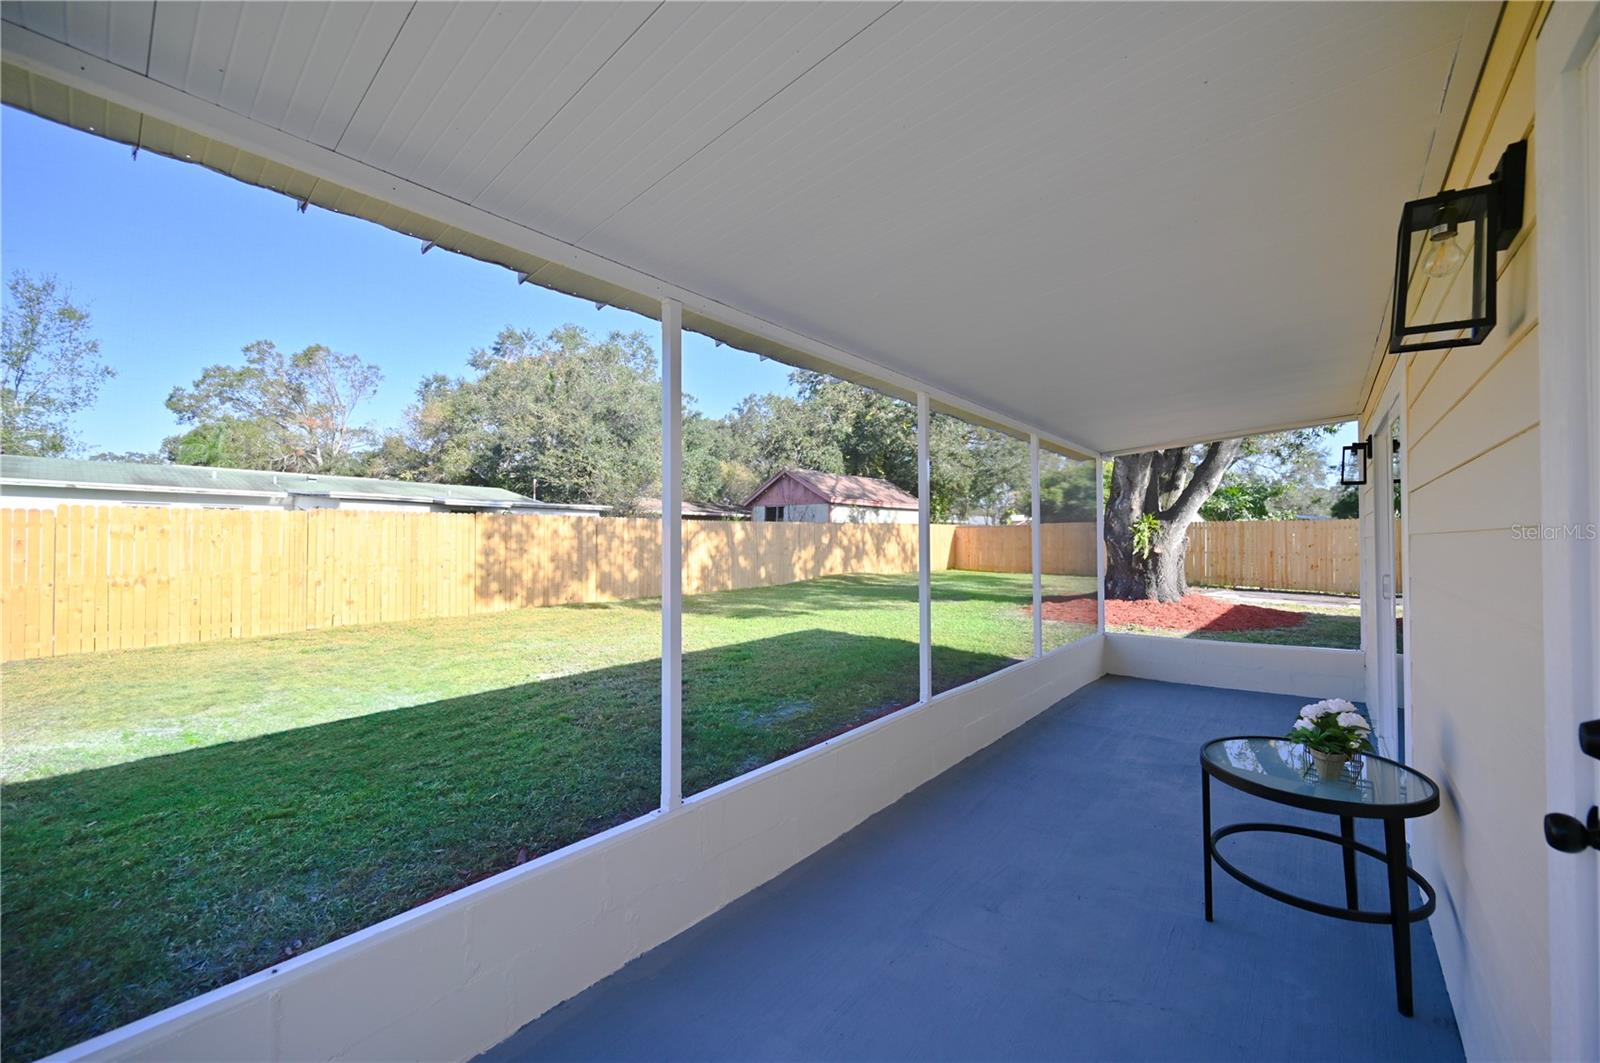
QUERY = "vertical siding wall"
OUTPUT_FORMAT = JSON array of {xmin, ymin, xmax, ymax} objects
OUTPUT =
[{"xmin": 1360, "ymin": 5, "xmax": 1550, "ymax": 1056}]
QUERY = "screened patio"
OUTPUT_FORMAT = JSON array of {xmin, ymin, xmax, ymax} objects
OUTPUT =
[
  {"xmin": 481, "ymin": 676, "xmax": 1460, "ymax": 1063},
  {"xmin": 2, "ymin": 3, "xmax": 1594, "ymax": 1062}
]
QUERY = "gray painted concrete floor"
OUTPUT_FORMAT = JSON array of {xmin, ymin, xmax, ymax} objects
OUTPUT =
[{"xmin": 480, "ymin": 677, "xmax": 1462, "ymax": 1062}]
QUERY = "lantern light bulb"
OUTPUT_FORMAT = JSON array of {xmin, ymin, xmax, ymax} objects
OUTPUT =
[{"xmin": 1419, "ymin": 221, "xmax": 1467, "ymax": 279}]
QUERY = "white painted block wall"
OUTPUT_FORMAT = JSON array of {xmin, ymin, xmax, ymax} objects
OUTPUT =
[{"xmin": 1103, "ymin": 633, "xmax": 1365, "ymax": 704}]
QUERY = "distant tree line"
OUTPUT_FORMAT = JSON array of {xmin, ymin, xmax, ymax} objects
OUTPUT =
[
  {"xmin": 3, "ymin": 268, "xmax": 1344, "ymax": 551},
  {"xmin": 0, "ymin": 271, "xmax": 1101, "ymax": 522}
]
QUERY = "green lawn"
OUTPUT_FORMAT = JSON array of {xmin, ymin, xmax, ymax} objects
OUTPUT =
[{"xmin": 1, "ymin": 570, "xmax": 1094, "ymax": 1061}]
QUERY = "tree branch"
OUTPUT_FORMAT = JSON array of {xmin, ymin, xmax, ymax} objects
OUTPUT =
[
  {"xmin": 1160, "ymin": 438, "xmax": 1244, "ymax": 525},
  {"xmin": 1116, "ymin": 451, "xmax": 1154, "ymax": 519}
]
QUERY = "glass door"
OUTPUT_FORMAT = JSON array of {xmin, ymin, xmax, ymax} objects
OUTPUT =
[{"xmin": 1389, "ymin": 415, "xmax": 1405, "ymax": 760}]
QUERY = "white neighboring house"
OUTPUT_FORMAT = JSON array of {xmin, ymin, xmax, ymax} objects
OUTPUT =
[
  {"xmin": 744, "ymin": 469, "xmax": 918, "ymax": 524},
  {"xmin": 0, "ymin": 455, "xmax": 610, "ymax": 516}
]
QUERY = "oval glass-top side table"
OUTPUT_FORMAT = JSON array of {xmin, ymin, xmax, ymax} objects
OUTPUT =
[{"xmin": 1200, "ymin": 736, "xmax": 1441, "ymax": 1016}]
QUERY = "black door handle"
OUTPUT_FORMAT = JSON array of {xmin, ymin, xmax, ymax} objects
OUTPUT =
[
  {"xmin": 1545, "ymin": 807, "xmax": 1600, "ymax": 854},
  {"xmin": 1579, "ymin": 719, "xmax": 1600, "ymax": 761},
  {"xmin": 1544, "ymin": 721, "xmax": 1600, "ymax": 853}
]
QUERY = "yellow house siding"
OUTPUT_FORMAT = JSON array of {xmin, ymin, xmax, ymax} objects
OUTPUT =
[
  {"xmin": 1375, "ymin": 4, "xmax": 1552, "ymax": 1057},
  {"xmin": 1358, "ymin": 1, "xmax": 1543, "ymax": 430}
]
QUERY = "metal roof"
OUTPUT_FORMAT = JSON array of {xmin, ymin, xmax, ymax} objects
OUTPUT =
[
  {"xmin": 0, "ymin": 3, "xmax": 1495, "ymax": 454},
  {"xmin": 634, "ymin": 497, "xmax": 749, "ymax": 519},
  {"xmin": 0, "ymin": 454, "xmax": 595, "ymax": 509},
  {"xmin": 744, "ymin": 470, "xmax": 919, "ymax": 510}
]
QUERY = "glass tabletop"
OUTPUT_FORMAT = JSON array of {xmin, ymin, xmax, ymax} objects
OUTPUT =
[{"xmin": 1202, "ymin": 736, "xmax": 1439, "ymax": 814}]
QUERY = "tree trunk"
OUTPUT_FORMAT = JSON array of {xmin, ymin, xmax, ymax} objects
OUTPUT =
[
  {"xmin": 1103, "ymin": 450, "xmax": 1153, "ymax": 599},
  {"xmin": 1103, "ymin": 439, "xmax": 1244, "ymax": 603},
  {"xmin": 1105, "ymin": 527, "xmax": 1189, "ymax": 601}
]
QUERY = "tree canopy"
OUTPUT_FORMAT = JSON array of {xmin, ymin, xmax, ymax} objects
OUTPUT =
[
  {"xmin": 682, "ymin": 372, "xmax": 1033, "ymax": 522},
  {"xmin": 19, "ymin": 285, "xmax": 1346, "ymax": 535},
  {"xmin": 1, "ymin": 271, "xmax": 114, "ymax": 456},
  {"xmin": 1198, "ymin": 426, "xmax": 1341, "ymax": 520},
  {"xmin": 378, "ymin": 326, "xmax": 662, "ymax": 511},
  {"xmin": 1331, "ymin": 476, "xmax": 1400, "ymax": 519},
  {"xmin": 344, "ymin": 327, "xmax": 1039, "ymax": 521},
  {"xmin": 1036, "ymin": 457, "xmax": 1100, "ymax": 522},
  {"xmin": 166, "ymin": 341, "xmax": 381, "ymax": 473}
]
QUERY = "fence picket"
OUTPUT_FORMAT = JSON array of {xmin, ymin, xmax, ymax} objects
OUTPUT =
[{"xmin": 0, "ymin": 508, "xmax": 1375, "ymax": 661}]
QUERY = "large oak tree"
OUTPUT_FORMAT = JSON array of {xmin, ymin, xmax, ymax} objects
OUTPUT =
[
  {"xmin": 1104, "ymin": 442, "xmax": 1245, "ymax": 602},
  {"xmin": 1104, "ymin": 426, "xmax": 1340, "ymax": 601}
]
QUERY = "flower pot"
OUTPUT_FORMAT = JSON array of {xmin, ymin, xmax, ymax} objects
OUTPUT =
[{"xmin": 1309, "ymin": 749, "xmax": 1351, "ymax": 780}]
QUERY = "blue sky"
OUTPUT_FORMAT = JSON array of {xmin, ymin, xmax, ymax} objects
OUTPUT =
[
  {"xmin": 0, "ymin": 106, "xmax": 795, "ymax": 456},
  {"xmin": 3, "ymin": 104, "xmax": 1353, "ymax": 466}
]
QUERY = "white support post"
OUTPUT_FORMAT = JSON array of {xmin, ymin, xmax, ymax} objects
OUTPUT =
[
  {"xmin": 1095, "ymin": 455, "xmax": 1106, "ymax": 634},
  {"xmin": 660, "ymin": 298, "xmax": 683, "ymax": 812},
  {"xmin": 1030, "ymin": 434, "xmax": 1042, "ymax": 657},
  {"xmin": 917, "ymin": 392, "xmax": 932, "ymax": 703}
]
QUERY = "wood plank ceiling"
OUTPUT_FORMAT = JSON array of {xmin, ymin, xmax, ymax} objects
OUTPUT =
[{"xmin": 0, "ymin": 1, "xmax": 1497, "ymax": 453}]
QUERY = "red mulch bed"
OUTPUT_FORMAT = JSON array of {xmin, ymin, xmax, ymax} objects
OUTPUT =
[{"xmin": 1037, "ymin": 593, "xmax": 1306, "ymax": 633}]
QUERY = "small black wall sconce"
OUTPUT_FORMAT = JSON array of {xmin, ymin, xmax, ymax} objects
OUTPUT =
[
  {"xmin": 1388, "ymin": 140, "xmax": 1527, "ymax": 354},
  {"xmin": 1340, "ymin": 437, "xmax": 1372, "ymax": 486}
]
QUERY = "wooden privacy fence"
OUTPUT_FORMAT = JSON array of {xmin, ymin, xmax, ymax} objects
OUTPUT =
[
  {"xmin": 1183, "ymin": 519, "xmax": 1397, "ymax": 596},
  {"xmin": 944, "ymin": 519, "xmax": 1384, "ymax": 595},
  {"xmin": 945, "ymin": 523, "xmax": 1097, "ymax": 575},
  {"xmin": 1, "ymin": 508, "xmax": 1378, "ymax": 662},
  {"xmin": 1, "ymin": 507, "xmax": 970, "ymax": 661},
  {"xmin": 947, "ymin": 521, "xmax": 1388, "ymax": 601}
]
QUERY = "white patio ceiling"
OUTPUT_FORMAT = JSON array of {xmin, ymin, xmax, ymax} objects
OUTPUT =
[{"xmin": 0, "ymin": 1, "xmax": 1495, "ymax": 454}]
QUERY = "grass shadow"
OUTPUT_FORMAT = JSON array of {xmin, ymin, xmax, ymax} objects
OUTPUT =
[{"xmin": 1, "ymin": 629, "xmax": 1012, "ymax": 1061}]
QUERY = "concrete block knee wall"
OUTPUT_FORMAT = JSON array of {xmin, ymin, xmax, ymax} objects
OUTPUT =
[
  {"xmin": 46, "ymin": 636, "xmax": 1106, "ymax": 1063},
  {"xmin": 1103, "ymin": 633, "xmax": 1365, "ymax": 703}
]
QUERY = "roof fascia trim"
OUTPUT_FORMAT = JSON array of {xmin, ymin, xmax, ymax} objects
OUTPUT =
[{"xmin": 1101, "ymin": 409, "xmax": 1363, "ymax": 457}]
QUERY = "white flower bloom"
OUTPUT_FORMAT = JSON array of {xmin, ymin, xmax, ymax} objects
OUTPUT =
[
  {"xmin": 1300, "ymin": 703, "xmax": 1328, "ymax": 721},
  {"xmin": 1336, "ymin": 711, "xmax": 1370, "ymax": 731},
  {"xmin": 1326, "ymin": 698, "xmax": 1358, "ymax": 715}
]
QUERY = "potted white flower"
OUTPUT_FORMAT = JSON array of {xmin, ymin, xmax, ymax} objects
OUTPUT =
[{"xmin": 1288, "ymin": 698, "xmax": 1374, "ymax": 779}]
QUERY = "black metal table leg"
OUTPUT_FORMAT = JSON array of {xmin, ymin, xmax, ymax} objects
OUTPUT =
[
  {"xmin": 1202, "ymin": 768, "xmax": 1214, "ymax": 922},
  {"xmin": 1339, "ymin": 815, "xmax": 1359, "ymax": 910},
  {"xmin": 1384, "ymin": 816, "xmax": 1413, "ymax": 1016},
  {"xmin": 1201, "ymin": 737, "xmax": 1440, "ymax": 1021}
]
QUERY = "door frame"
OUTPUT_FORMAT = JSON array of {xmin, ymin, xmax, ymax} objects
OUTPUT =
[
  {"xmin": 1536, "ymin": 4, "xmax": 1600, "ymax": 1059},
  {"xmin": 1366, "ymin": 370, "xmax": 1409, "ymax": 764}
]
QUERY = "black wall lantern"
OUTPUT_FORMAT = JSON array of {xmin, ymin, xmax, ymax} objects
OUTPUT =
[
  {"xmin": 1388, "ymin": 140, "xmax": 1527, "ymax": 354},
  {"xmin": 1340, "ymin": 437, "xmax": 1372, "ymax": 486}
]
